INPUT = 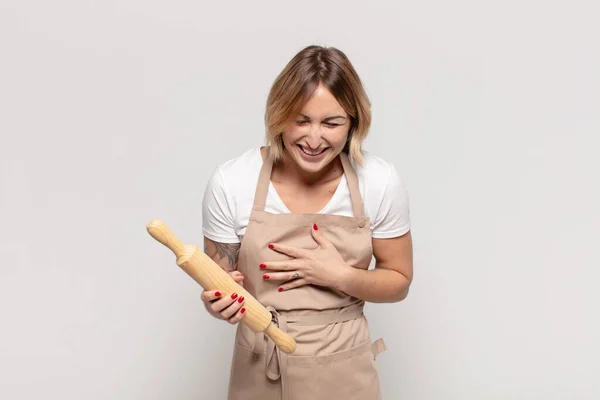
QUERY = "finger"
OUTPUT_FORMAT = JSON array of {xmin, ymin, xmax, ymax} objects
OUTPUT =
[
  {"xmin": 268, "ymin": 242, "xmax": 306, "ymax": 258},
  {"xmin": 230, "ymin": 270, "xmax": 244, "ymax": 279},
  {"xmin": 201, "ymin": 290, "xmax": 223, "ymax": 303},
  {"xmin": 210, "ymin": 292, "xmax": 239, "ymax": 313},
  {"xmin": 221, "ymin": 295, "xmax": 245, "ymax": 320},
  {"xmin": 262, "ymin": 271, "xmax": 302, "ymax": 282},
  {"xmin": 230, "ymin": 271, "xmax": 245, "ymax": 287},
  {"xmin": 278, "ymin": 278, "xmax": 309, "ymax": 292},
  {"xmin": 260, "ymin": 259, "xmax": 302, "ymax": 272},
  {"xmin": 310, "ymin": 223, "xmax": 331, "ymax": 248},
  {"xmin": 227, "ymin": 306, "xmax": 247, "ymax": 324}
]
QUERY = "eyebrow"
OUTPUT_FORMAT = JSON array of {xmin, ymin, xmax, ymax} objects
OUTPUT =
[{"xmin": 300, "ymin": 114, "xmax": 347, "ymax": 122}]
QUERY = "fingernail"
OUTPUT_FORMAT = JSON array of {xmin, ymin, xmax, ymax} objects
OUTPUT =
[
  {"xmin": 238, "ymin": 296, "xmax": 244, "ymax": 303},
  {"xmin": 263, "ymin": 274, "xmax": 269, "ymax": 280},
  {"xmin": 260, "ymin": 263, "xmax": 266, "ymax": 269},
  {"xmin": 215, "ymin": 291, "xmax": 221, "ymax": 297},
  {"xmin": 240, "ymin": 308, "xmax": 246, "ymax": 314},
  {"xmin": 231, "ymin": 293, "xmax": 238, "ymax": 300},
  {"xmin": 313, "ymin": 223, "xmax": 318, "ymax": 230},
  {"xmin": 278, "ymin": 287, "xmax": 284, "ymax": 292},
  {"xmin": 268, "ymin": 244, "xmax": 274, "ymax": 249}
]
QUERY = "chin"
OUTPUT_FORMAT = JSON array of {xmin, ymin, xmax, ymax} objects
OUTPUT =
[{"xmin": 296, "ymin": 161, "xmax": 326, "ymax": 174}]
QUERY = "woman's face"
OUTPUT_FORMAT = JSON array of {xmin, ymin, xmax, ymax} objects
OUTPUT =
[{"xmin": 281, "ymin": 84, "xmax": 351, "ymax": 174}]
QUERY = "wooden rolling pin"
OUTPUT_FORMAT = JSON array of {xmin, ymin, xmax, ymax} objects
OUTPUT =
[{"xmin": 146, "ymin": 219, "xmax": 297, "ymax": 354}]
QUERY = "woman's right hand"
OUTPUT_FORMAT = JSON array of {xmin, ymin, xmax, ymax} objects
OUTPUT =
[{"xmin": 201, "ymin": 271, "xmax": 247, "ymax": 324}]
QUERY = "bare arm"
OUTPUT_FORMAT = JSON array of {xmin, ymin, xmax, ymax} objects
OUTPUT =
[
  {"xmin": 335, "ymin": 231, "xmax": 413, "ymax": 303},
  {"xmin": 203, "ymin": 236, "xmax": 241, "ymax": 272},
  {"xmin": 201, "ymin": 236, "xmax": 246, "ymax": 322}
]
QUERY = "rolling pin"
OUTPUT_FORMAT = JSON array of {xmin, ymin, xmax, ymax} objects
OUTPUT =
[{"xmin": 146, "ymin": 219, "xmax": 297, "ymax": 354}]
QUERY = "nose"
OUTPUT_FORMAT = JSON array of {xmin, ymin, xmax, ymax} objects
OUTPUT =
[{"xmin": 306, "ymin": 123, "xmax": 323, "ymax": 149}]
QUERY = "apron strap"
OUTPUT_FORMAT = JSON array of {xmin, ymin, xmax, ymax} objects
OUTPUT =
[
  {"xmin": 371, "ymin": 338, "xmax": 387, "ymax": 359},
  {"xmin": 252, "ymin": 147, "xmax": 365, "ymax": 218},
  {"xmin": 263, "ymin": 306, "xmax": 289, "ymax": 400},
  {"xmin": 252, "ymin": 148, "xmax": 274, "ymax": 212},
  {"xmin": 339, "ymin": 152, "xmax": 365, "ymax": 218},
  {"xmin": 284, "ymin": 306, "xmax": 364, "ymax": 325}
]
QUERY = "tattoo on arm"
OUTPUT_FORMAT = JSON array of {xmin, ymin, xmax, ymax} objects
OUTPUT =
[{"xmin": 213, "ymin": 242, "xmax": 240, "ymax": 269}]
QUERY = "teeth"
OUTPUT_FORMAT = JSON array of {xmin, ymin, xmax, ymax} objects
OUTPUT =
[{"xmin": 300, "ymin": 146, "xmax": 326, "ymax": 156}]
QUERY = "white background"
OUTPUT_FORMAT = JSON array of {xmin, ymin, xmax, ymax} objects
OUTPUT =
[{"xmin": 1, "ymin": 1, "xmax": 599, "ymax": 399}]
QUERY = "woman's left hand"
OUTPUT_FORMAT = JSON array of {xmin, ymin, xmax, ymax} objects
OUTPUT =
[{"xmin": 260, "ymin": 224, "xmax": 352, "ymax": 291}]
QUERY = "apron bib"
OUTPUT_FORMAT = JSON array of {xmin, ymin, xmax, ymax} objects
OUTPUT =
[{"xmin": 227, "ymin": 148, "xmax": 386, "ymax": 400}]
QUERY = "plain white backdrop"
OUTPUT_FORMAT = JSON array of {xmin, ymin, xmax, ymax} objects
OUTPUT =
[{"xmin": 1, "ymin": 1, "xmax": 599, "ymax": 399}]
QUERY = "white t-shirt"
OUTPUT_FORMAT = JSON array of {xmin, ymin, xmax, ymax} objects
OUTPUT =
[{"xmin": 202, "ymin": 147, "xmax": 410, "ymax": 244}]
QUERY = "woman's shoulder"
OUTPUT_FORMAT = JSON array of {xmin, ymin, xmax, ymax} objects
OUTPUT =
[
  {"xmin": 351, "ymin": 151, "xmax": 410, "ymax": 233},
  {"xmin": 352, "ymin": 150, "xmax": 403, "ymax": 188},
  {"xmin": 212, "ymin": 147, "xmax": 263, "ymax": 180},
  {"xmin": 204, "ymin": 147, "xmax": 265, "ymax": 205}
]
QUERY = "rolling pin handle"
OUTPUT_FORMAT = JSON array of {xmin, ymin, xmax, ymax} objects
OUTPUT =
[
  {"xmin": 146, "ymin": 219, "xmax": 185, "ymax": 257},
  {"xmin": 264, "ymin": 323, "xmax": 297, "ymax": 354}
]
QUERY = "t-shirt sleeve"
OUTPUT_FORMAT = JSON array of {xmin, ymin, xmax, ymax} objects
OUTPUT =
[
  {"xmin": 371, "ymin": 164, "xmax": 411, "ymax": 238},
  {"xmin": 201, "ymin": 166, "xmax": 240, "ymax": 243}
]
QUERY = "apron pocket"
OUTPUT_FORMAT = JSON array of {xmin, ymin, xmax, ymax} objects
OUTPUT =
[
  {"xmin": 228, "ymin": 343, "xmax": 281, "ymax": 400},
  {"xmin": 287, "ymin": 339, "xmax": 383, "ymax": 400}
]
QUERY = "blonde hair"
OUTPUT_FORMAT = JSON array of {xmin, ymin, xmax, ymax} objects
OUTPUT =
[{"xmin": 264, "ymin": 45, "xmax": 371, "ymax": 166}]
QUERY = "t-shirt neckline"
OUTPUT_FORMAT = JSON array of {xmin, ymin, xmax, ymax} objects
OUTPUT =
[{"xmin": 257, "ymin": 148, "xmax": 347, "ymax": 215}]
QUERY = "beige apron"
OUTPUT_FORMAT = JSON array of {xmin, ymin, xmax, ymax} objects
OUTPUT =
[{"xmin": 227, "ymin": 148, "xmax": 386, "ymax": 400}]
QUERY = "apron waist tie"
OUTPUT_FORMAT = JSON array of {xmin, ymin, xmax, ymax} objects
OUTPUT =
[{"xmin": 252, "ymin": 306, "xmax": 366, "ymax": 400}]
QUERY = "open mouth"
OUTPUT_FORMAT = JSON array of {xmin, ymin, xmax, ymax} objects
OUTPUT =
[{"xmin": 297, "ymin": 145, "xmax": 329, "ymax": 156}]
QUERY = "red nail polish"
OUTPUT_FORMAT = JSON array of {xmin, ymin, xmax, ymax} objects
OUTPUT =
[
  {"xmin": 263, "ymin": 274, "xmax": 269, "ymax": 280},
  {"xmin": 238, "ymin": 296, "xmax": 244, "ymax": 303},
  {"xmin": 278, "ymin": 287, "xmax": 283, "ymax": 292},
  {"xmin": 260, "ymin": 263, "xmax": 266, "ymax": 269},
  {"xmin": 231, "ymin": 293, "xmax": 238, "ymax": 300},
  {"xmin": 313, "ymin": 223, "xmax": 318, "ymax": 230},
  {"xmin": 215, "ymin": 291, "xmax": 221, "ymax": 297},
  {"xmin": 268, "ymin": 244, "xmax": 274, "ymax": 249},
  {"xmin": 240, "ymin": 308, "xmax": 246, "ymax": 314}
]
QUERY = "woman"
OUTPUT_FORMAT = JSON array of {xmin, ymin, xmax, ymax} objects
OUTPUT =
[{"xmin": 201, "ymin": 45, "xmax": 413, "ymax": 400}]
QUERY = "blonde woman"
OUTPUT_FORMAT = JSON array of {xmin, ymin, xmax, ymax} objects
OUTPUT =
[{"xmin": 201, "ymin": 45, "xmax": 413, "ymax": 399}]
